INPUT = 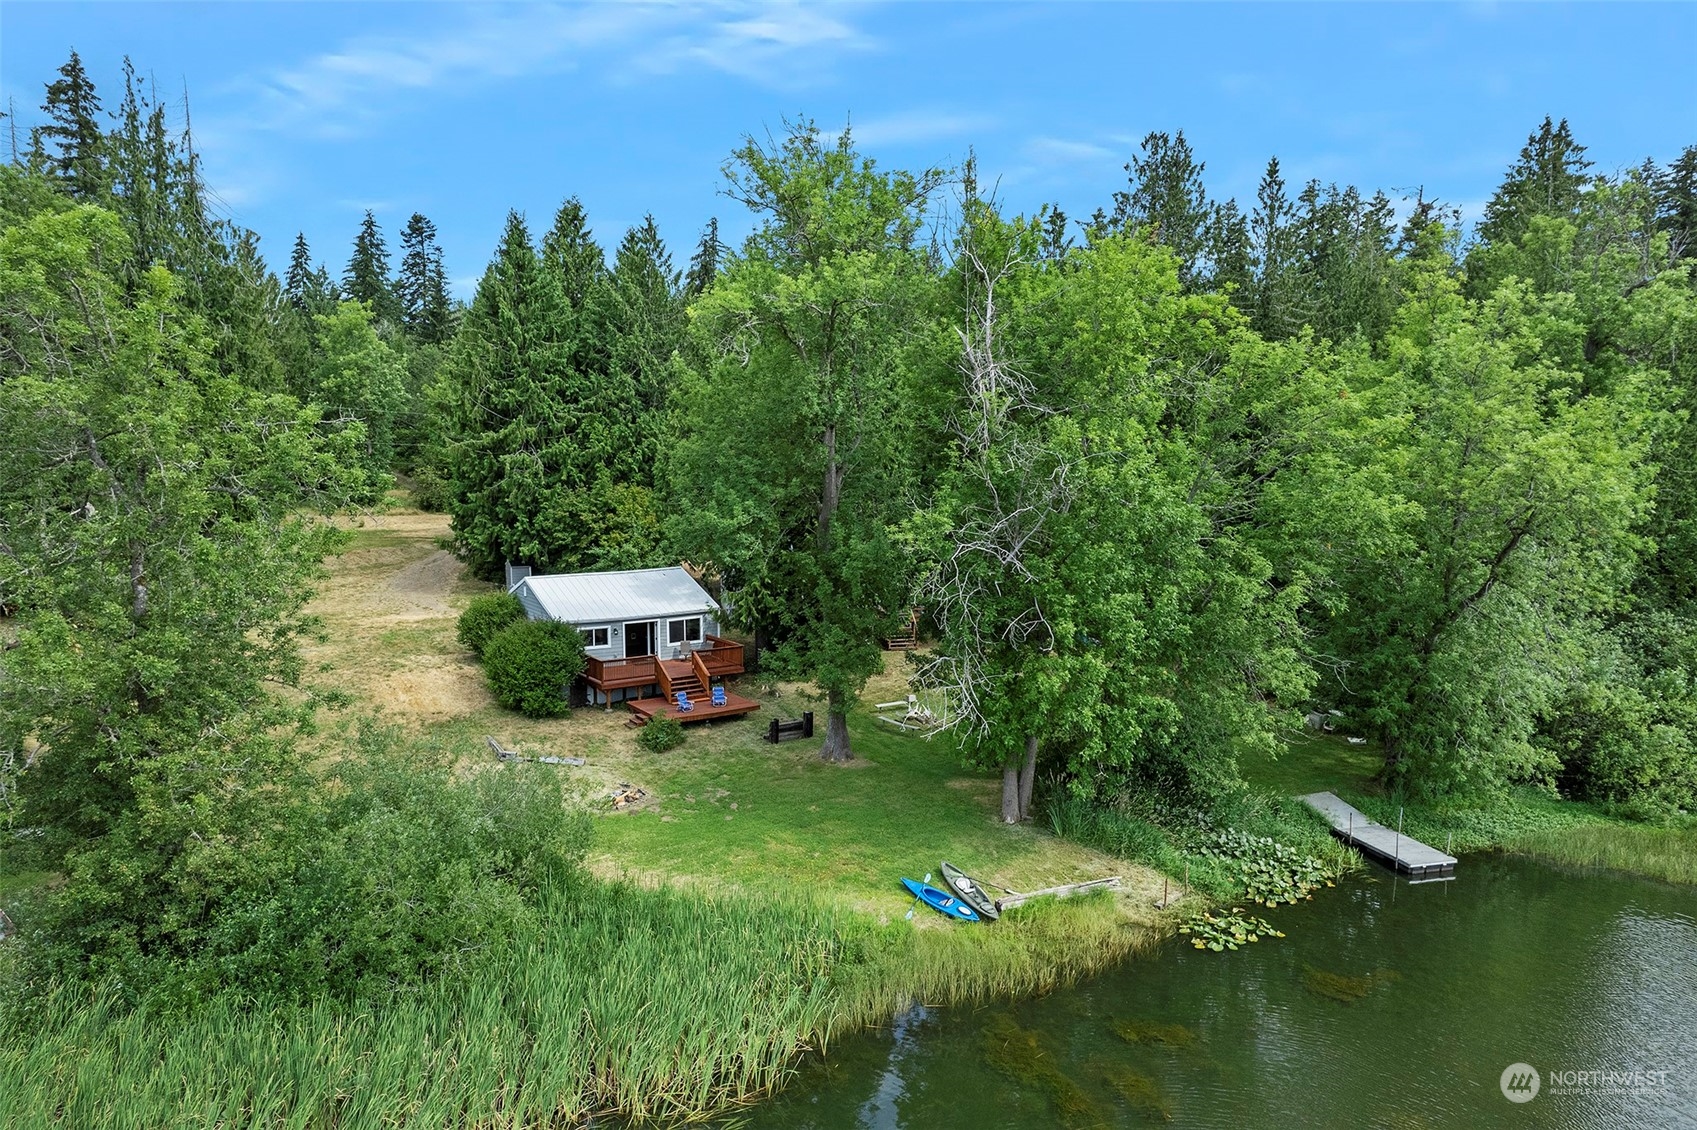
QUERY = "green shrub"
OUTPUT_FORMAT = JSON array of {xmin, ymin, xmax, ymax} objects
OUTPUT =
[
  {"xmin": 456, "ymin": 592, "xmax": 525, "ymax": 656},
  {"xmin": 637, "ymin": 712, "xmax": 686, "ymax": 753},
  {"xmin": 409, "ymin": 465, "xmax": 451, "ymax": 512},
  {"xmin": 8, "ymin": 722, "xmax": 592, "ymax": 1010},
  {"xmin": 483, "ymin": 619, "xmax": 585, "ymax": 718}
]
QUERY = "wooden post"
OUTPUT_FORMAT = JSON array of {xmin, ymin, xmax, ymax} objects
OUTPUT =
[
  {"xmin": 1395, "ymin": 807, "xmax": 1404, "ymax": 872},
  {"xmin": 1446, "ymin": 831, "xmax": 1453, "ymax": 856}
]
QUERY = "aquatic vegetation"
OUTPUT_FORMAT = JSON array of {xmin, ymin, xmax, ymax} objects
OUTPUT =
[
  {"xmin": 1177, "ymin": 909, "xmax": 1285, "ymax": 952},
  {"xmin": 1113, "ymin": 1019, "xmax": 1199, "ymax": 1048},
  {"xmin": 1300, "ymin": 965, "xmax": 1402, "ymax": 1004},
  {"xmin": 982, "ymin": 1012, "xmax": 1108, "ymax": 1127},
  {"xmin": 1191, "ymin": 828, "xmax": 1338, "ymax": 906},
  {"xmin": 1096, "ymin": 1060, "xmax": 1175, "ymax": 1122}
]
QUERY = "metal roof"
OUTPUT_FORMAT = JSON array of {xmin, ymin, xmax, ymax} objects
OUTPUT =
[{"xmin": 513, "ymin": 567, "xmax": 719, "ymax": 625}]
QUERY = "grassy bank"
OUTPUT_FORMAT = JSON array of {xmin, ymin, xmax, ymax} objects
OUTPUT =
[
  {"xmin": 1042, "ymin": 783, "xmax": 1360, "ymax": 904},
  {"xmin": 0, "ymin": 509, "xmax": 1178, "ymax": 1126},
  {"xmin": 1345, "ymin": 788, "xmax": 1697, "ymax": 885},
  {"xmin": 1243, "ymin": 730, "xmax": 1697, "ymax": 886},
  {"xmin": 0, "ymin": 881, "xmax": 1151, "ymax": 1128}
]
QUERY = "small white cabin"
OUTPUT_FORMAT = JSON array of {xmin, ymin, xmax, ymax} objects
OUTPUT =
[
  {"xmin": 509, "ymin": 566, "xmax": 744, "ymax": 706},
  {"xmin": 511, "ymin": 566, "xmax": 721, "ymax": 663}
]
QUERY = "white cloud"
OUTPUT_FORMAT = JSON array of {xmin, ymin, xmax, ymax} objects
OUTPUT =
[
  {"xmin": 1024, "ymin": 136, "xmax": 1116, "ymax": 164},
  {"xmin": 229, "ymin": 2, "xmax": 875, "ymax": 141},
  {"xmin": 829, "ymin": 109, "xmax": 997, "ymax": 149},
  {"xmin": 639, "ymin": 3, "xmax": 874, "ymax": 83},
  {"xmin": 190, "ymin": 2, "xmax": 879, "ymax": 213}
]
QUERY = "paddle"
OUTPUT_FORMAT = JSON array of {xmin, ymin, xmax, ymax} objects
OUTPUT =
[{"xmin": 904, "ymin": 872, "xmax": 933, "ymax": 921}]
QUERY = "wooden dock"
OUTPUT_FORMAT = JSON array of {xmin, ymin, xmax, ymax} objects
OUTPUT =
[{"xmin": 1299, "ymin": 792, "xmax": 1457, "ymax": 880}]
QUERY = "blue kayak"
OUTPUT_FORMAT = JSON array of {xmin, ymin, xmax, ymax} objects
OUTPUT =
[{"xmin": 901, "ymin": 877, "xmax": 981, "ymax": 922}]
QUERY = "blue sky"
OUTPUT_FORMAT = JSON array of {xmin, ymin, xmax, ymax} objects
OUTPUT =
[{"xmin": 4, "ymin": 2, "xmax": 1694, "ymax": 299}]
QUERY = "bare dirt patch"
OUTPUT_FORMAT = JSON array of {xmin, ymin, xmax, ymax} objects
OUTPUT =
[
  {"xmin": 384, "ymin": 550, "xmax": 462, "ymax": 617},
  {"xmin": 370, "ymin": 656, "xmax": 490, "ymax": 719}
]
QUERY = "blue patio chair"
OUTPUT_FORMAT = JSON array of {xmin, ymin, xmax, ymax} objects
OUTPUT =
[
  {"xmin": 711, "ymin": 685, "xmax": 728, "ymax": 707},
  {"xmin": 675, "ymin": 690, "xmax": 694, "ymax": 712}
]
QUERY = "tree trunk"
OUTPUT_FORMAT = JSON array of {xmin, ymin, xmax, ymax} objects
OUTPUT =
[
  {"xmin": 818, "ymin": 422, "xmax": 842, "ymax": 551},
  {"xmin": 820, "ymin": 686, "xmax": 852, "ymax": 763},
  {"xmin": 1018, "ymin": 734, "xmax": 1037, "ymax": 821},
  {"xmin": 1001, "ymin": 757, "xmax": 1021, "ymax": 823}
]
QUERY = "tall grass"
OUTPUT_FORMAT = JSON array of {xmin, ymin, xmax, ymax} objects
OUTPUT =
[
  {"xmin": 1350, "ymin": 789, "xmax": 1697, "ymax": 885},
  {"xmin": 1507, "ymin": 822, "xmax": 1697, "ymax": 884},
  {"xmin": 0, "ymin": 877, "xmax": 1151, "ymax": 1127},
  {"xmin": 2, "ymin": 882, "xmax": 850, "ymax": 1127},
  {"xmin": 1043, "ymin": 786, "xmax": 1358, "ymax": 901},
  {"xmin": 838, "ymin": 893, "xmax": 1159, "ymax": 1030}
]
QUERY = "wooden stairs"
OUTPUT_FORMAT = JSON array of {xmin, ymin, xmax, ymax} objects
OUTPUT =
[
  {"xmin": 659, "ymin": 659, "xmax": 705, "ymax": 702},
  {"xmin": 883, "ymin": 608, "xmax": 920, "ymax": 651}
]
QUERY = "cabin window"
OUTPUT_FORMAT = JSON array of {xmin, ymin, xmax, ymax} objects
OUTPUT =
[
  {"xmin": 667, "ymin": 617, "xmax": 702, "ymax": 645},
  {"xmin": 580, "ymin": 626, "xmax": 610, "ymax": 648}
]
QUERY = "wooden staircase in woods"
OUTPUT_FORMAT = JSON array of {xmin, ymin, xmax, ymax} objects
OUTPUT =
[{"xmin": 883, "ymin": 608, "xmax": 920, "ymax": 651}]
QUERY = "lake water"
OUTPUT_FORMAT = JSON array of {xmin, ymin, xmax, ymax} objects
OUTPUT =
[{"xmin": 730, "ymin": 855, "xmax": 1697, "ymax": 1128}]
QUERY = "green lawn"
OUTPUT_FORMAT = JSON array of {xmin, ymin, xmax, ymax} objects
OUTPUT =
[
  {"xmin": 591, "ymin": 708, "xmax": 1169, "ymax": 915},
  {"xmin": 1239, "ymin": 729, "xmax": 1383, "ymax": 797}
]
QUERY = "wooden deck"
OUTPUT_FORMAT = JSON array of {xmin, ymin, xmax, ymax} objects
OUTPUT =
[
  {"xmin": 626, "ymin": 690, "xmax": 761, "ymax": 726},
  {"xmin": 583, "ymin": 636, "xmax": 746, "ymax": 694},
  {"xmin": 1299, "ymin": 792, "xmax": 1458, "ymax": 880}
]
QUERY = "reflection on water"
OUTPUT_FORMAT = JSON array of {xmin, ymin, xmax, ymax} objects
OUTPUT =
[
  {"xmin": 728, "ymin": 855, "xmax": 1697, "ymax": 1128},
  {"xmin": 856, "ymin": 1003, "xmax": 928, "ymax": 1130}
]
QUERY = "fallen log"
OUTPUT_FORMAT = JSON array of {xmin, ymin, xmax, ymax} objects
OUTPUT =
[
  {"xmin": 486, "ymin": 736, "xmax": 584, "ymax": 766},
  {"xmin": 993, "ymin": 876, "xmax": 1121, "ymax": 912}
]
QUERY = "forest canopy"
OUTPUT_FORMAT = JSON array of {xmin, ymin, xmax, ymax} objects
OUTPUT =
[{"xmin": 1, "ymin": 54, "xmax": 1694, "ymax": 1015}]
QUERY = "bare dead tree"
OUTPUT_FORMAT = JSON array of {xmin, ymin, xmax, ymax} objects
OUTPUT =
[{"xmin": 916, "ymin": 222, "xmax": 1081, "ymax": 821}]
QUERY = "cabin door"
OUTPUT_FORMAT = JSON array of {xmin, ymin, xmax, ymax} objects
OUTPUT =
[{"xmin": 624, "ymin": 621, "xmax": 654, "ymax": 659}]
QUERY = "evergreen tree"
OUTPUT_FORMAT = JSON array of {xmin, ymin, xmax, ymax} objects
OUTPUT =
[
  {"xmin": 1467, "ymin": 116, "xmax": 1594, "ymax": 297},
  {"xmin": 1206, "ymin": 198, "xmax": 1252, "ymax": 299},
  {"xmin": 541, "ymin": 197, "xmax": 609, "ymax": 383},
  {"xmin": 106, "ymin": 59, "xmax": 176, "ymax": 277},
  {"xmin": 1250, "ymin": 156, "xmax": 1295, "ymax": 336},
  {"xmin": 34, "ymin": 49, "xmax": 105, "ymax": 201},
  {"xmin": 684, "ymin": 216, "xmax": 721, "ymax": 298},
  {"xmin": 344, "ymin": 210, "xmax": 398, "ymax": 322},
  {"xmin": 446, "ymin": 210, "xmax": 642, "ymax": 576},
  {"xmin": 606, "ymin": 214, "xmax": 683, "ymax": 418},
  {"xmin": 286, "ymin": 232, "xmax": 316, "ymax": 312},
  {"xmin": 446, "ymin": 213, "xmax": 566, "ymax": 577},
  {"xmin": 1477, "ymin": 117, "xmax": 1593, "ymax": 249},
  {"xmin": 1657, "ymin": 145, "xmax": 1697, "ymax": 262},
  {"xmin": 1039, "ymin": 204, "xmax": 1073, "ymax": 262},
  {"xmin": 1109, "ymin": 130, "xmax": 1210, "ymax": 284},
  {"xmin": 397, "ymin": 211, "xmax": 451, "ymax": 343},
  {"xmin": 542, "ymin": 197, "xmax": 605, "ymax": 308}
]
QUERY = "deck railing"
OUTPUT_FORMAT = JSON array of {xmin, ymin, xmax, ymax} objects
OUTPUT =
[
  {"xmin": 697, "ymin": 634, "xmax": 745, "ymax": 676},
  {"xmin": 584, "ymin": 655, "xmax": 659, "ymax": 691}
]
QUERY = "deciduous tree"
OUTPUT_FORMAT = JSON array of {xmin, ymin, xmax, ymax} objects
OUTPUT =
[{"xmin": 672, "ymin": 121, "xmax": 945, "ymax": 762}]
